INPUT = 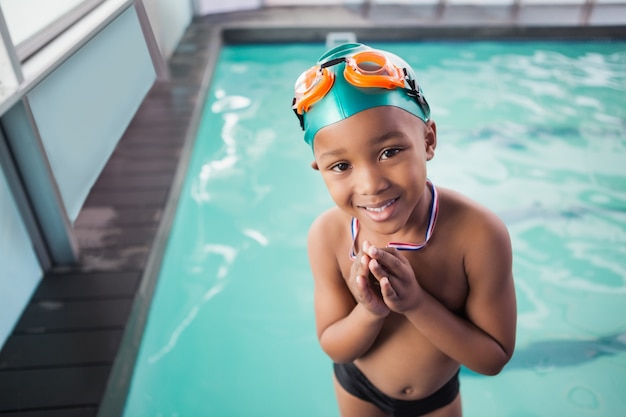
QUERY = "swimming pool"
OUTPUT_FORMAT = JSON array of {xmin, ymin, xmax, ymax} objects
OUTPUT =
[{"xmin": 120, "ymin": 41, "xmax": 626, "ymax": 416}]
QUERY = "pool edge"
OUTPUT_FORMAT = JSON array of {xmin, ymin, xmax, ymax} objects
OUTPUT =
[{"xmin": 221, "ymin": 24, "xmax": 626, "ymax": 44}]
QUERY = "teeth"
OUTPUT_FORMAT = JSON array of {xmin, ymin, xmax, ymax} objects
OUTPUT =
[{"xmin": 365, "ymin": 199, "xmax": 395, "ymax": 212}]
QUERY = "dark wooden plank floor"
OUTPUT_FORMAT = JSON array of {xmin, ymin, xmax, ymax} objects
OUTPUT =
[{"xmin": 0, "ymin": 16, "xmax": 218, "ymax": 416}]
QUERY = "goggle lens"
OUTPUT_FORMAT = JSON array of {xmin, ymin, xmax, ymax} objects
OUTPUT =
[
  {"xmin": 355, "ymin": 60, "xmax": 388, "ymax": 75},
  {"xmin": 345, "ymin": 52, "xmax": 405, "ymax": 89},
  {"xmin": 352, "ymin": 52, "xmax": 390, "ymax": 75},
  {"xmin": 294, "ymin": 66, "xmax": 335, "ymax": 115}
]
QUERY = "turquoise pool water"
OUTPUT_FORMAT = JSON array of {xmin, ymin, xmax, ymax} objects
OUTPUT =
[{"xmin": 122, "ymin": 41, "xmax": 626, "ymax": 416}]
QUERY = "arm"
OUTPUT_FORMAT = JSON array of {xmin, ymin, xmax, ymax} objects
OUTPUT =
[
  {"xmin": 369, "ymin": 211, "xmax": 516, "ymax": 375},
  {"xmin": 308, "ymin": 211, "xmax": 389, "ymax": 363}
]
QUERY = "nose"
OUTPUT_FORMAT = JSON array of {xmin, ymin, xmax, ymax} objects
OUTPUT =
[{"xmin": 354, "ymin": 164, "xmax": 389, "ymax": 195}]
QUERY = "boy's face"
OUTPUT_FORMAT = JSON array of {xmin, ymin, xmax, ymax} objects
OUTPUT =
[{"xmin": 311, "ymin": 106, "xmax": 437, "ymax": 236}]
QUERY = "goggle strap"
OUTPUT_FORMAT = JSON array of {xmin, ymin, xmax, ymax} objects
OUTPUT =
[
  {"xmin": 404, "ymin": 68, "xmax": 417, "ymax": 92},
  {"xmin": 320, "ymin": 57, "xmax": 346, "ymax": 69},
  {"xmin": 292, "ymin": 97, "xmax": 305, "ymax": 130},
  {"xmin": 403, "ymin": 69, "xmax": 427, "ymax": 106}
]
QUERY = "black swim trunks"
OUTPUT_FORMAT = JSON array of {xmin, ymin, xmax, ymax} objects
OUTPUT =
[{"xmin": 333, "ymin": 362, "xmax": 460, "ymax": 417}]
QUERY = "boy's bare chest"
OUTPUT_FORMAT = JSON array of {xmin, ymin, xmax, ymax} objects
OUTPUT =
[{"xmin": 406, "ymin": 250, "xmax": 468, "ymax": 312}]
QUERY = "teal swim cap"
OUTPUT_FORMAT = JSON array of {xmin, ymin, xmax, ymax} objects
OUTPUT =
[{"xmin": 293, "ymin": 43, "xmax": 430, "ymax": 148}]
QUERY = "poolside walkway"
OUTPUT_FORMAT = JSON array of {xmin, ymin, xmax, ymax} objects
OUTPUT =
[{"xmin": 0, "ymin": 4, "xmax": 624, "ymax": 416}]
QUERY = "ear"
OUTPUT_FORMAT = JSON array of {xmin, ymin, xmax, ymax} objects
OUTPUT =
[
  {"xmin": 424, "ymin": 120, "xmax": 437, "ymax": 161},
  {"xmin": 311, "ymin": 160, "xmax": 320, "ymax": 170}
]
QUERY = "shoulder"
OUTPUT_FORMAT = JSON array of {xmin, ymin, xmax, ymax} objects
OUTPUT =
[
  {"xmin": 307, "ymin": 207, "xmax": 352, "ymax": 284},
  {"xmin": 437, "ymin": 186, "xmax": 512, "ymax": 278},
  {"xmin": 436, "ymin": 186, "xmax": 512, "ymax": 262},
  {"xmin": 308, "ymin": 206, "xmax": 349, "ymax": 239},
  {"xmin": 308, "ymin": 207, "xmax": 351, "ymax": 253},
  {"xmin": 437, "ymin": 186, "xmax": 509, "ymax": 237}
]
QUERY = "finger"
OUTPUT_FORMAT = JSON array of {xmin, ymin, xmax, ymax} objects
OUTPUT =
[
  {"xmin": 355, "ymin": 274, "xmax": 374, "ymax": 295},
  {"xmin": 367, "ymin": 259, "xmax": 388, "ymax": 281},
  {"xmin": 360, "ymin": 252, "xmax": 370, "ymax": 266},
  {"xmin": 367, "ymin": 245, "xmax": 402, "ymax": 272},
  {"xmin": 355, "ymin": 275, "xmax": 375, "ymax": 304},
  {"xmin": 355, "ymin": 275, "xmax": 367, "ymax": 292},
  {"xmin": 351, "ymin": 251, "xmax": 370, "ymax": 277},
  {"xmin": 357, "ymin": 253, "xmax": 371, "ymax": 279},
  {"xmin": 380, "ymin": 277, "xmax": 398, "ymax": 300}
]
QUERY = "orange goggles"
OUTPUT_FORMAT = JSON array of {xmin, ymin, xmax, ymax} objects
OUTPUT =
[{"xmin": 293, "ymin": 51, "xmax": 409, "ymax": 116}]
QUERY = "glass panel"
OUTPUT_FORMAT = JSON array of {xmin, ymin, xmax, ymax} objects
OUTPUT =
[{"xmin": 0, "ymin": 0, "xmax": 104, "ymax": 60}]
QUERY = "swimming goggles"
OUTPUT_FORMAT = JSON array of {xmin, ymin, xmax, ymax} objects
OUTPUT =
[{"xmin": 292, "ymin": 51, "xmax": 429, "ymax": 129}]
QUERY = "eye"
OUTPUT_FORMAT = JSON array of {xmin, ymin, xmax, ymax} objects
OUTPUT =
[
  {"xmin": 330, "ymin": 162, "xmax": 350, "ymax": 172},
  {"xmin": 380, "ymin": 148, "xmax": 401, "ymax": 160}
]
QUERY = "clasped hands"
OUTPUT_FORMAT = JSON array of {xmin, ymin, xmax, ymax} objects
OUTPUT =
[{"xmin": 349, "ymin": 241, "xmax": 423, "ymax": 317}]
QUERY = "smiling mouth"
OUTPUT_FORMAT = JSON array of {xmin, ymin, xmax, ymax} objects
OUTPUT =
[{"xmin": 360, "ymin": 198, "xmax": 398, "ymax": 213}]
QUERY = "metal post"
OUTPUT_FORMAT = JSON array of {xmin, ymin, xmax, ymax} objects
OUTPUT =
[
  {"xmin": 0, "ymin": 128, "xmax": 52, "ymax": 270},
  {"xmin": 0, "ymin": 5, "xmax": 23, "ymax": 87},
  {"xmin": 437, "ymin": 0, "xmax": 447, "ymax": 21},
  {"xmin": 511, "ymin": 0, "xmax": 522, "ymax": 24},
  {"xmin": 1, "ymin": 98, "xmax": 79, "ymax": 266},
  {"xmin": 580, "ymin": 0, "xmax": 596, "ymax": 26},
  {"xmin": 135, "ymin": 0, "xmax": 170, "ymax": 81}
]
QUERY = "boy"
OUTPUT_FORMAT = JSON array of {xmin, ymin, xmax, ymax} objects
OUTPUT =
[{"xmin": 292, "ymin": 43, "xmax": 516, "ymax": 417}]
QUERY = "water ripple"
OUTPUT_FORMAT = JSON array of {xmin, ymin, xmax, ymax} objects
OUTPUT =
[{"xmin": 147, "ymin": 244, "xmax": 237, "ymax": 363}]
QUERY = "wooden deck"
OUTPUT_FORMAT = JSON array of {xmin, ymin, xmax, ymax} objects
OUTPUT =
[{"xmin": 0, "ymin": 16, "xmax": 218, "ymax": 416}]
